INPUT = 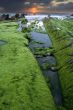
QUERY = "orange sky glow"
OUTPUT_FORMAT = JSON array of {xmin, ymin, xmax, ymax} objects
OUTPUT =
[{"xmin": 31, "ymin": 7, "xmax": 38, "ymax": 14}]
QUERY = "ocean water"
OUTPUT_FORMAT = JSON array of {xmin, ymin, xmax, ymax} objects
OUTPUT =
[
  {"xmin": 0, "ymin": 13, "xmax": 71, "ymax": 20},
  {"xmin": 25, "ymin": 15, "xmax": 48, "ymax": 21}
]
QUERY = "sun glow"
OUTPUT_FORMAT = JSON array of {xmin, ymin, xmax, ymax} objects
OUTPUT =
[{"xmin": 31, "ymin": 7, "xmax": 38, "ymax": 14}]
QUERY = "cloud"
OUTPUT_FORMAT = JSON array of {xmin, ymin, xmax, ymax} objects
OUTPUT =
[
  {"xmin": 48, "ymin": 0, "xmax": 73, "ymax": 12},
  {"xmin": 0, "ymin": 6, "xmax": 5, "ymax": 12},
  {"xmin": 24, "ymin": 2, "xmax": 30, "ymax": 5},
  {"xmin": 32, "ymin": 2, "xmax": 45, "ymax": 6},
  {"xmin": 50, "ymin": 0, "xmax": 73, "ymax": 7},
  {"xmin": 33, "ymin": 3, "xmax": 37, "ymax": 6},
  {"xmin": 0, "ymin": 0, "xmax": 73, "ymax": 13}
]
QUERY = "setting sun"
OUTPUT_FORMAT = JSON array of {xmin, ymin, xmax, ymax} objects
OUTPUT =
[{"xmin": 31, "ymin": 7, "xmax": 38, "ymax": 14}]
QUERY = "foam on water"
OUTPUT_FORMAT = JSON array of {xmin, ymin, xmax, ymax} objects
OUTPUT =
[{"xmin": 25, "ymin": 15, "xmax": 48, "ymax": 21}]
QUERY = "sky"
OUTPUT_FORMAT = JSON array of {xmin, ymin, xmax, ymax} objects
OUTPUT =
[{"xmin": 0, "ymin": 0, "xmax": 73, "ymax": 13}]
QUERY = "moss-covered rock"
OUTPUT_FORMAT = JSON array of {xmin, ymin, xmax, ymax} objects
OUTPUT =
[
  {"xmin": 44, "ymin": 18, "xmax": 73, "ymax": 110},
  {"xmin": 0, "ymin": 21, "xmax": 57, "ymax": 110}
]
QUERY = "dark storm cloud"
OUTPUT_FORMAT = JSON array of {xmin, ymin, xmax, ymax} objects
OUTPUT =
[
  {"xmin": 0, "ymin": 0, "xmax": 51, "ymax": 12},
  {"xmin": 0, "ymin": 0, "xmax": 73, "ymax": 13},
  {"xmin": 50, "ymin": 0, "xmax": 73, "ymax": 11},
  {"xmin": 0, "ymin": 0, "xmax": 25, "ymax": 12},
  {"xmin": 54, "ymin": 2, "xmax": 73, "ymax": 10}
]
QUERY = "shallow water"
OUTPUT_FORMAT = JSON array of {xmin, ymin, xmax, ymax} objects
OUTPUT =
[
  {"xmin": 30, "ymin": 32, "xmax": 52, "ymax": 47},
  {"xmin": 43, "ymin": 69, "xmax": 62, "ymax": 105},
  {"xmin": 0, "ymin": 40, "xmax": 7, "ymax": 45},
  {"xmin": 18, "ymin": 20, "xmax": 63, "ymax": 106},
  {"xmin": 29, "ymin": 31, "xmax": 63, "ymax": 106},
  {"xmin": 37, "ymin": 56, "xmax": 56, "ymax": 66}
]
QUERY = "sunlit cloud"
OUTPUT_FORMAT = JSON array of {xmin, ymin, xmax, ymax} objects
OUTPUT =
[
  {"xmin": 39, "ymin": 3, "xmax": 45, "ymax": 6},
  {"xmin": 33, "ymin": 3, "xmax": 37, "ymax": 6},
  {"xmin": 50, "ymin": 0, "xmax": 73, "ymax": 7},
  {"xmin": 0, "ymin": 0, "xmax": 73, "ymax": 13},
  {"xmin": 24, "ymin": 2, "xmax": 30, "ymax": 5}
]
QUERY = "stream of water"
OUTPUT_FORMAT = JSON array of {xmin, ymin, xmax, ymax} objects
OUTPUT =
[
  {"xmin": 29, "ymin": 32, "xmax": 63, "ymax": 106},
  {"xmin": 18, "ymin": 20, "xmax": 63, "ymax": 106}
]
